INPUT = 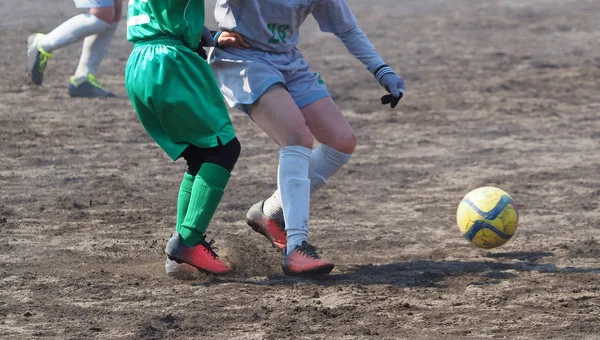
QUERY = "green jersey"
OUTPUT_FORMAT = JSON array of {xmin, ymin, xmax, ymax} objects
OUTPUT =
[{"xmin": 127, "ymin": 0, "xmax": 205, "ymax": 48}]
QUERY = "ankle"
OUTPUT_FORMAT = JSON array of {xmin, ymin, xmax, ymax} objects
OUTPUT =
[
  {"xmin": 286, "ymin": 233, "xmax": 307, "ymax": 254},
  {"xmin": 263, "ymin": 194, "xmax": 283, "ymax": 221}
]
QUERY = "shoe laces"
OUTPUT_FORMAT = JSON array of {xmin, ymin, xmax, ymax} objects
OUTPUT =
[
  {"xmin": 38, "ymin": 54, "xmax": 50, "ymax": 72},
  {"xmin": 273, "ymin": 217, "xmax": 286, "ymax": 232},
  {"xmin": 35, "ymin": 36, "xmax": 53, "ymax": 73},
  {"xmin": 87, "ymin": 74, "xmax": 104, "ymax": 89},
  {"xmin": 199, "ymin": 237, "xmax": 220, "ymax": 260},
  {"xmin": 296, "ymin": 242, "xmax": 321, "ymax": 259}
]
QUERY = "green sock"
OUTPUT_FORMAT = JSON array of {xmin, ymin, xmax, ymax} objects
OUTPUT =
[
  {"xmin": 179, "ymin": 163, "xmax": 231, "ymax": 247},
  {"xmin": 176, "ymin": 173, "xmax": 195, "ymax": 234}
]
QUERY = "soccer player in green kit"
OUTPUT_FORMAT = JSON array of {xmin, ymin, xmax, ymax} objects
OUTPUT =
[{"xmin": 125, "ymin": 0, "xmax": 241, "ymax": 276}]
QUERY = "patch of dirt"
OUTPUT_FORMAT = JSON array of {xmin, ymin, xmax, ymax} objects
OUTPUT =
[{"xmin": 1, "ymin": 0, "xmax": 599, "ymax": 339}]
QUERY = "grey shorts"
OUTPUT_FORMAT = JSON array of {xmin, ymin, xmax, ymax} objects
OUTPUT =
[
  {"xmin": 74, "ymin": 0, "xmax": 114, "ymax": 8},
  {"xmin": 209, "ymin": 47, "xmax": 330, "ymax": 115}
]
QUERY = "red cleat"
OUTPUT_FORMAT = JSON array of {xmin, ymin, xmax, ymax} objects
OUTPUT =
[
  {"xmin": 282, "ymin": 241, "xmax": 335, "ymax": 277},
  {"xmin": 165, "ymin": 233, "xmax": 231, "ymax": 276},
  {"xmin": 246, "ymin": 201, "xmax": 287, "ymax": 250}
]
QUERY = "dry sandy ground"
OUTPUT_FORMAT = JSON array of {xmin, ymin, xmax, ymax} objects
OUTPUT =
[{"xmin": 1, "ymin": 0, "xmax": 599, "ymax": 339}]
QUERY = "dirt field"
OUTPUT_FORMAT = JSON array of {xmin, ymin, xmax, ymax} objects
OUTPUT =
[{"xmin": 1, "ymin": 0, "xmax": 599, "ymax": 339}]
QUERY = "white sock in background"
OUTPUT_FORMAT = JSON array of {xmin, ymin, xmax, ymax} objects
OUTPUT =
[
  {"xmin": 278, "ymin": 146, "xmax": 312, "ymax": 254},
  {"xmin": 264, "ymin": 144, "xmax": 352, "ymax": 221},
  {"xmin": 38, "ymin": 14, "xmax": 111, "ymax": 53},
  {"xmin": 73, "ymin": 22, "xmax": 118, "ymax": 82}
]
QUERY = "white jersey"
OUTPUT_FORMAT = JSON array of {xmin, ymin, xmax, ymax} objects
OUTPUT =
[{"xmin": 215, "ymin": 0, "xmax": 358, "ymax": 53}]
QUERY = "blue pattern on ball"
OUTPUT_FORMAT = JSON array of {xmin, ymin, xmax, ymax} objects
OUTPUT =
[
  {"xmin": 463, "ymin": 194, "xmax": 513, "ymax": 221},
  {"xmin": 463, "ymin": 220, "xmax": 513, "ymax": 242}
]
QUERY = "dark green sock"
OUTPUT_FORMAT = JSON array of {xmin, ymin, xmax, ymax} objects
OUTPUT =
[
  {"xmin": 176, "ymin": 173, "xmax": 195, "ymax": 234},
  {"xmin": 179, "ymin": 163, "xmax": 231, "ymax": 247}
]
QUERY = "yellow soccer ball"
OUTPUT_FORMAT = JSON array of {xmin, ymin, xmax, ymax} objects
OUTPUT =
[{"xmin": 456, "ymin": 186, "xmax": 519, "ymax": 249}]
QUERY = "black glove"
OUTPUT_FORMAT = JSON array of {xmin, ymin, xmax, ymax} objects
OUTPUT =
[
  {"xmin": 379, "ymin": 73, "xmax": 405, "ymax": 109},
  {"xmin": 380, "ymin": 92, "xmax": 403, "ymax": 109},
  {"xmin": 196, "ymin": 27, "xmax": 217, "ymax": 60},
  {"xmin": 196, "ymin": 47, "xmax": 208, "ymax": 60},
  {"xmin": 375, "ymin": 65, "xmax": 405, "ymax": 109}
]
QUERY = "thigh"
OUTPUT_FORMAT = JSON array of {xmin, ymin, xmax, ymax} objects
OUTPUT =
[
  {"xmin": 283, "ymin": 60, "xmax": 330, "ymax": 109},
  {"xmin": 74, "ymin": 0, "xmax": 114, "ymax": 8},
  {"xmin": 300, "ymin": 97, "xmax": 356, "ymax": 154},
  {"xmin": 126, "ymin": 44, "xmax": 236, "ymax": 159},
  {"xmin": 126, "ymin": 48, "xmax": 189, "ymax": 160},
  {"xmin": 251, "ymin": 85, "xmax": 313, "ymax": 148},
  {"xmin": 155, "ymin": 47, "xmax": 236, "ymax": 147},
  {"xmin": 113, "ymin": 0, "xmax": 123, "ymax": 22},
  {"xmin": 279, "ymin": 50, "xmax": 329, "ymax": 108},
  {"xmin": 210, "ymin": 48, "xmax": 286, "ymax": 115}
]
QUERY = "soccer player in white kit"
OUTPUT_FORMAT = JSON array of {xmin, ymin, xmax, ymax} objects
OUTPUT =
[
  {"xmin": 27, "ymin": 0, "xmax": 123, "ymax": 97},
  {"xmin": 209, "ymin": 0, "xmax": 405, "ymax": 276}
]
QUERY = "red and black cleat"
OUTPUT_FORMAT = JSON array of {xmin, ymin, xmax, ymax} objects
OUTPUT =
[
  {"xmin": 165, "ymin": 233, "xmax": 231, "ymax": 276},
  {"xmin": 246, "ymin": 200, "xmax": 287, "ymax": 250},
  {"xmin": 282, "ymin": 241, "xmax": 335, "ymax": 277}
]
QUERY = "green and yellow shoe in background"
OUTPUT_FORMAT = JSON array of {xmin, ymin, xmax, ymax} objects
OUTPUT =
[
  {"xmin": 68, "ymin": 74, "xmax": 115, "ymax": 98},
  {"xmin": 27, "ymin": 33, "xmax": 53, "ymax": 86}
]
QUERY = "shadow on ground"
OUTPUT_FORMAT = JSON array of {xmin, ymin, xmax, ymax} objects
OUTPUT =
[{"xmin": 196, "ymin": 251, "xmax": 600, "ymax": 288}]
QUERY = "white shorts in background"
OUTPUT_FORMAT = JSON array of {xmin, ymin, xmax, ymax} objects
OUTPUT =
[
  {"xmin": 209, "ymin": 47, "xmax": 330, "ymax": 115},
  {"xmin": 74, "ymin": 0, "xmax": 114, "ymax": 8}
]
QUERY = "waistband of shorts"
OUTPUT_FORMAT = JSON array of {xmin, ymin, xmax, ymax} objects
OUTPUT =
[{"xmin": 133, "ymin": 35, "xmax": 186, "ymax": 47}]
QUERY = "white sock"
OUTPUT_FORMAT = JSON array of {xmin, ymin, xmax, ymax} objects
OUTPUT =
[
  {"xmin": 38, "ymin": 14, "xmax": 111, "ymax": 53},
  {"xmin": 264, "ymin": 144, "xmax": 352, "ymax": 221},
  {"xmin": 74, "ymin": 22, "xmax": 118, "ymax": 81},
  {"xmin": 263, "ymin": 190, "xmax": 283, "ymax": 220},
  {"xmin": 278, "ymin": 146, "xmax": 311, "ymax": 254},
  {"xmin": 308, "ymin": 144, "xmax": 353, "ymax": 193}
]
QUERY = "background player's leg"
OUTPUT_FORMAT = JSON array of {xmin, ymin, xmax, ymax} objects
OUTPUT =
[
  {"xmin": 28, "ymin": 5, "xmax": 114, "ymax": 86},
  {"xmin": 69, "ymin": 6, "xmax": 119, "ymax": 97},
  {"xmin": 71, "ymin": 2, "xmax": 121, "ymax": 93},
  {"xmin": 69, "ymin": 21, "xmax": 118, "ymax": 97},
  {"xmin": 37, "ymin": 9, "xmax": 113, "ymax": 53},
  {"xmin": 72, "ymin": 22, "xmax": 118, "ymax": 83}
]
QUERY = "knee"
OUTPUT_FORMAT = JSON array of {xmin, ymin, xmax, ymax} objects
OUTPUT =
[
  {"xmin": 206, "ymin": 137, "xmax": 241, "ymax": 173},
  {"xmin": 330, "ymin": 128, "xmax": 357, "ymax": 155},
  {"xmin": 182, "ymin": 138, "xmax": 241, "ymax": 175},
  {"xmin": 341, "ymin": 130, "xmax": 357, "ymax": 154},
  {"xmin": 282, "ymin": 125, "xmax": 314, "ymax": 149},
  {"xmin": 183, "ymin": 146, "xmax": 206, "ymax": 176},
  {"xmin": 89, "ymin": 7, "xmax": 115, "ymax": 24},
  {"xmin": 222, "ymin": 137, "xmax": 241, "ymax": 170}
]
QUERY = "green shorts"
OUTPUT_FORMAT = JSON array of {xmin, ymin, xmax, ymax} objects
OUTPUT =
[{"xmin": 125, "ymin": 37, "xmax": 236, "ymax": 161}]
